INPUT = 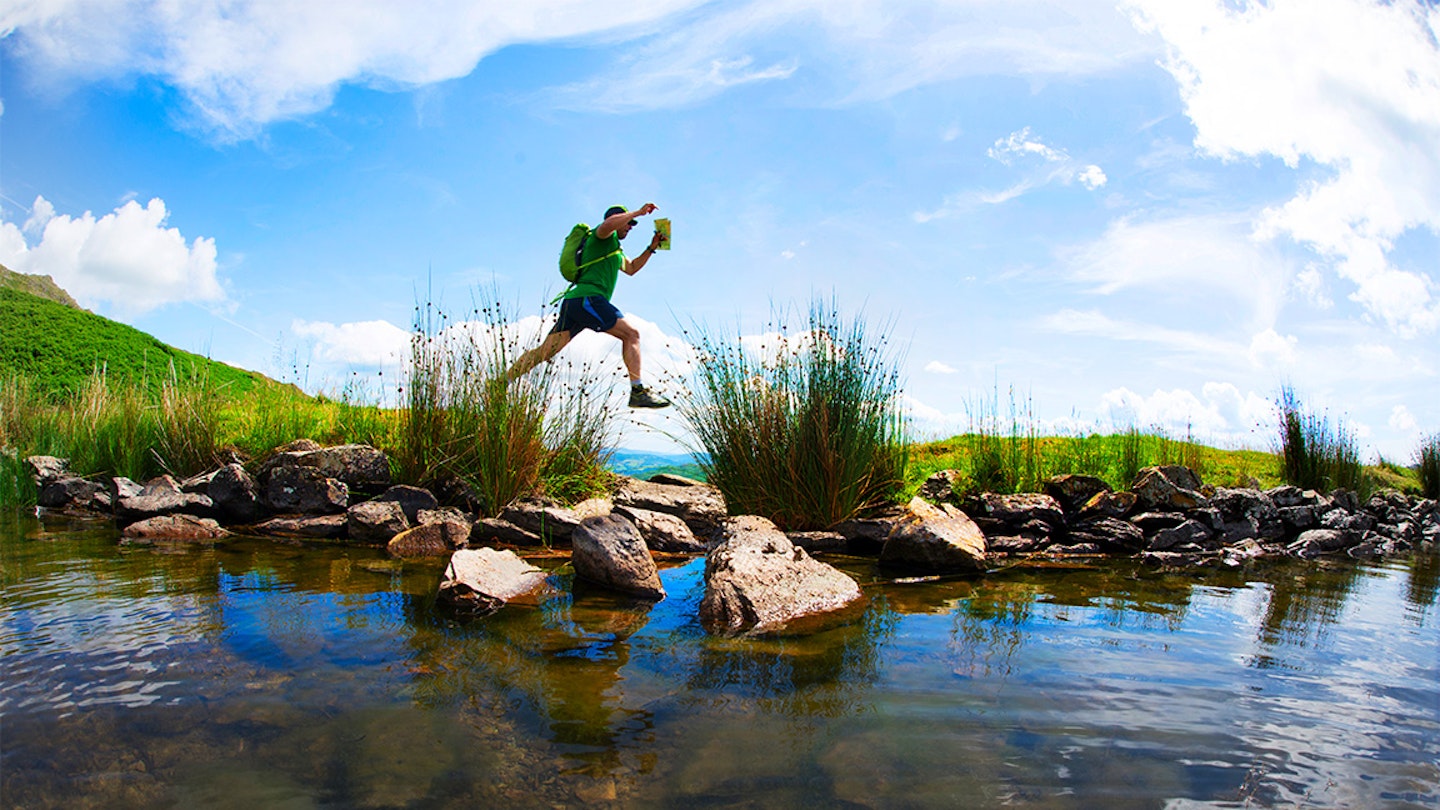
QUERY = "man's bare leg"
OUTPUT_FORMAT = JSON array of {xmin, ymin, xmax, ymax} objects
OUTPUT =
[
  {"xmin": 607, "ymin": 317, "xmax": 670, "ymax": 408},
  {"xmin": 605, "ymin": 317, "xmax": 643, "ymax": 383},
  {"xmin": 506, "ymin": 330, "xmax": 572, "ymax": 382}
]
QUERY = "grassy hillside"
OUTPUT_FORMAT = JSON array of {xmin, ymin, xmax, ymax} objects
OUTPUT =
[{"xmin": 1, "ymin": 285, "xmax": 278, "ymax": 399}]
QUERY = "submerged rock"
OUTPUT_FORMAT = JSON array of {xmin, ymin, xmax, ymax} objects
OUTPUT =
[
  {"xmin": 251, "ymin": 514, "xmax": 348, "ymax": 539},
  {"xmin": 121, "ymin": 514, "xmax": 229, "ymax": 543},
  {"xmin": 699, "ymin": 516, "xmax": 862, "ymax": 637}
]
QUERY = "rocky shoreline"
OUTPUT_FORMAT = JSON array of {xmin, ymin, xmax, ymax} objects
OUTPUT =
[{"xmin": 22, "ymin": 440, "xmax": 1440, "ymax": 636}]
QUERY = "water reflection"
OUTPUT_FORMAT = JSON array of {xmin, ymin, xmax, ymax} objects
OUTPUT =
[{"xmin": 2, "ymin": 510, "xmax": 1437, "ymax": 808}]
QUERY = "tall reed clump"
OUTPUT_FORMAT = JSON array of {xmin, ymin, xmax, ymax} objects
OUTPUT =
[
  {"xmin": 1277, "ymin": 384, "xmax": 1366, "ymax": 495},
  {"xmin": 960, "ymin": 384, "xmax": 1040, "ymax": 495},
  {"xmin": 394, "ymin": 295, "xmax": 614, "ymax": 516},
  {"xmin": 1417, "ymin": 433, "xmax": 1440, "ymax": 500},
  {"xmin": 673, "ymin": 299, "xmax": 908, "ymax": 531}
]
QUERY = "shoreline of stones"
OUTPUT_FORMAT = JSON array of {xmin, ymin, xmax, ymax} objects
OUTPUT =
[{"xmin": 21, "ymin": 440, "xmax": 1439, "ymax": 636}]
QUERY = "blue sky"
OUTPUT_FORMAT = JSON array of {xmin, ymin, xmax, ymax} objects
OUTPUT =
[{"xmin": 2, "ymin": 0, "xmax": 1437, "ymax": 460}]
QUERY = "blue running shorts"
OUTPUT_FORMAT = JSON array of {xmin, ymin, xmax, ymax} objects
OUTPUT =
[{"xmin": 552, "ymin": 295, "xmax": 622, "ymax": 336}]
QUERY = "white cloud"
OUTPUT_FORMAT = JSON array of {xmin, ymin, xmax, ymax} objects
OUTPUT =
[
  {"xmin": 1039, "ymin": 308, "xmax": 1235, "ymax": 356},
  {"xmin": 540, "ymin": 0, "xmax": 1155, "ymax": 112},
  {"xmin": 924, "ymin": 360, "xmax": 957, "ymax": 374},
  {"xmin": 4, "ymin": 0, "xmax": 1157, "ymax": 134},
  {"xmin": 1099, "ymin": 382, "xmax": 1274, "ymax": 442},
  {"xmin": 1125, "ymin": 0, "xmax": 1440, "ymax": 334},
  {"xmin": 0, "ymin": 195, "xmax": 223, "ymax": 315},
  {"xmin": 1, "ymin": 0, "xmax": 706, "ymax": 139},
  {"xmin": 1062, "ymin": 213, "xmax": 1290, "ymax": 328},
  {"xmin": 917, "ymin": 127, "xmax": 1109, "ymax": 220},
  {"xmin": 1388, "ymin": 404, "xmax": 1418, "ymax": 434},
  {"xmin": 291, "ymin": 319, "xmax": 411, "ymax": 368},
  {"xmin": 1246, "ymin": 328, "xmax": 1297, "ymax": 368}
]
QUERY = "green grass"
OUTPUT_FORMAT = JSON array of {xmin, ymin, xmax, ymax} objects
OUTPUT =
[
  {"xmin": 1278, "ymin": 384, "xmax": 1368, "ymax": 496},
  {"xmin": 1417, "ymin": 434, "xmax": 1440, "ymax": 500},
  {"xmin": 390, "ymin": 296, "xmax": 614, "ymax": 517},
  {"xmin": 905, "ymin": 430, "xmax": 1281, "ymax": 499},
  {"xmin": 672, "ymin": 299, "xmax": 907, "ymax": 531},
  {"xmin": 1, "ymin": 286, "xmax": 276, "ymax": 400}
]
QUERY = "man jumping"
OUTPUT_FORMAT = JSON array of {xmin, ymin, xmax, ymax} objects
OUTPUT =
[{"xmin": 507, "ymin": 203, "xmax": 671, "ymax": 408}]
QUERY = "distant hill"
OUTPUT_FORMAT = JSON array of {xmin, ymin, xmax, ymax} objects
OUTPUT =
[
  {"xmin": 0, "ymin": 273, "xmax": 284, "ymax": 399},
  {"xmin": 607, "ymin": 449, "xmax": 708, "ymax": 482},
  {"xmin": 1, "ymin": 264, "xmax": 82, "ymax": 309}
]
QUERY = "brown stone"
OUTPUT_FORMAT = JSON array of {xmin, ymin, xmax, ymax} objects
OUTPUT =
[
  {"xmin": 880, "ymin": 497, "xmax": 987, "ymax": 573},
  {"xmin": 700, "ymin": 516, "xmax": 863, "ymax": 637}
]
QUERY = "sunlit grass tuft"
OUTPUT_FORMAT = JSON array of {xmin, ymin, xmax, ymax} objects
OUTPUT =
[
  {"xmin": 1278, "ymin": 384, "xmax": 1368, "ymax": 496},
  {"xmin": 673, "ymin": 298, "xmax": 908, "ymax": 531}
]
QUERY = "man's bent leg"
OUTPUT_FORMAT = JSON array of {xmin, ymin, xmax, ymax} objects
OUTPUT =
[
  {"xmin": 507, "ymin": 330, "xmax": 572, "ymax": 381},
  {"xmin": 606, "ymin": 318, "xmax": 643, "ymax": 383},
  {"xmin": 607, "ymin": 318, "xmax": 670, "ymax": 408}
]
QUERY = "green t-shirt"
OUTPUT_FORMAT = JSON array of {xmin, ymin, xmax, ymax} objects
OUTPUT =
[{"xmin": 565, "ymin": 230, "xmax": 624, "ymax": 300}]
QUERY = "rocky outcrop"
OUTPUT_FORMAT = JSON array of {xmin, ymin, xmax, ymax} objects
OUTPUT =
[
  {"xmin": 570, "ymin": 514, "xmax": 665, "ymax": 599},
  {"xmin": 961, "ymin": 492, "xmax": 1066, "ymax": 550},
  {"xmin": 293, "ymin": 443, "xmax": 392, "ymax": 493},
  {"xmin": 469, "ymin": 517, "xmax": 545, "ymax": 547},
  {"xmin": 699, "ymin": 516, "xmax": 863, "ymax": 637},
  {"xmin": 264, "ymin": 466, "xmax": 348, "ymax": 515},
  {"xmin": 38, "ymin": 475, "xmax": 111, "ymax": 513},
  {"xmin": 208, "ymin": 463, "xmax": 265, "ymax": 524},
  {"xmin": 373, "ymin": 485, "xmax": 439, "ymax": 523},
  {"xmin": 907, "ymin": 465, "xmax": 1438, "ymax": 566},
  {"xmin": 438, "ymin": 548, "xmax": 553, "ymax": 617},
  {"xmin": 25, "ymin": 456, "xmax": 69, "ymax": 487},
  {"xmin": 612, "ymin": 504, "xmax": 706, "ymax": 553},
  {"xmin": 116, "ymin": 475, "xmax": 214, "ymax": 525},
  {"xmin": 348, "ymin": 500, "xmax": 411, "ymax": 545},
  {"xmin": 880, "ymin": 497, "xmax": 987, "ymax": 573},
  {"xmin": 498, "ymin": 497, "xmax": 585, "ymax": 545},
  {"xmin": 613, "ymin": 477, "xmax": 728, "ymax": 538},
  {"xmin": 1042, "ymin": 474, "xmax": 1112, "ymax": 514},
  {"xmin": 916, "ymin": 469, "xmax": 963, "ymax": 505},
  {"xmin": 1131, "ymin": 465, "xmax": 1208, "ymax": 511},
  {"xmin": 387, "ymin": 519, "xmax": 468, "ymax": 558}
]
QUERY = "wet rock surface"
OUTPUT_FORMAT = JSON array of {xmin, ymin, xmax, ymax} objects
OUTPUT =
[
  {"xmin": 700, "ymin": 516, "xmax": 863, "ymax": 637},
  {"xmin": 570, "ymin": 513, "xmax": 665, "ymax": 599},
  {"xmin": 439, "ymin": 547, "xmax": 553, "ymax": 616}
]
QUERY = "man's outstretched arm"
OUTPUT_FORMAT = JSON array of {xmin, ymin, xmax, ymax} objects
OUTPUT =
[{"xmin": 595, "ymin": 202, "xmax": 658, "ymax": 239}]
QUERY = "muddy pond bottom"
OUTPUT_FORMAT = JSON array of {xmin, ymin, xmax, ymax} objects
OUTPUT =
[{"xmin": 2, "ymin": 512, "xmax": 1438, "ymax": 808}]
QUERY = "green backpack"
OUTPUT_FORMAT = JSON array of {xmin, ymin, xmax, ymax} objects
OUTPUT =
[{"xmin": 559, "ymin": 224, "xmax": 621, "ymax": 283}]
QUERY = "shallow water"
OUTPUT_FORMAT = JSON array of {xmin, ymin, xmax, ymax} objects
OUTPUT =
[{"xmin": 2, "ymin": 511, "xmax": 1437, "ymax": 809}]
